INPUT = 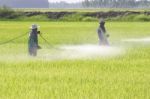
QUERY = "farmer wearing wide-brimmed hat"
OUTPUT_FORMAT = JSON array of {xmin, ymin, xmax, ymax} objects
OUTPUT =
[
  {"xmin": 28, "ymin": 24, "xmax": 41, "ymax": 56},
  {"xmin": 97, "ymin": 19, "xmax": 109, "ymax": 45}
]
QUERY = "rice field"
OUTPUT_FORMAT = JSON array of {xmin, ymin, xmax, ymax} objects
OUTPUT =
[{"xmin": 0, "ymin": 21, "xmax": 150, "ymax": 99}]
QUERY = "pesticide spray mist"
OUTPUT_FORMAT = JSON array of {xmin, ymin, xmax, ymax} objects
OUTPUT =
[
  {"xmin": 122, "ymin": 37, "xmax": 150, "ymax": 42},
  {"xmin": 39, "ymin": 44, "xmax": 124, "ymax": 60},
  {"xmin": 61, "ymin": 45, "xmax": 122, "ymax": 58},
  {"xmin": 0, "ymin": 45, "xmax": 124, "ymax": 62}
]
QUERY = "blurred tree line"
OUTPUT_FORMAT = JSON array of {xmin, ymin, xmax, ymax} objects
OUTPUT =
[
  {"xmin": 0, "ymin": 0, "xmax": 149, "ymax": 8},
  {"xmin": 82, "ymin": 0, "xmax": 150, "ymax": 8},
  {"xmin": 49, "ymin": 2, "xmax": 83, "ymax": 8}
]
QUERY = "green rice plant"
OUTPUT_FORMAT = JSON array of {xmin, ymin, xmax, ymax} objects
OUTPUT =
[{"xmin": 0, "ymin": 21, "xmax": 150, "ymax": 99}]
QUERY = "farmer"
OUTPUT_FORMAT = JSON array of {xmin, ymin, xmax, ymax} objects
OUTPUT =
[
  {"xmin": 97, "ymin": 19, "xmax": 109, "ymax": 45},
  {"xmin": 28, "ymin": 24, "xmax": 41, "ymax": 56}
]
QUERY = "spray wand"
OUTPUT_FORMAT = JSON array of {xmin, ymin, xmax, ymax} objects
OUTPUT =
[{"xmin": 39, "ymin": 32, "xmax": 61, "ymax": 50}]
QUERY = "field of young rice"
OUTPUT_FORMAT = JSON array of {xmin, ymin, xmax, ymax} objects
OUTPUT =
[{"xmin": 0, "ymin": 21, "xmax": 150, "ymax": 99}]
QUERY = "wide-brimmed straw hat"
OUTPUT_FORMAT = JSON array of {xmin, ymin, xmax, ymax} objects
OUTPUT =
[{"xmin": 30, "ymin": 24, "xmax": 40, "ymax": 29}]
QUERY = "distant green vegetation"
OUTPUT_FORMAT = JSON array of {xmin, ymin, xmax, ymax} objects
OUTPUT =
[
  {"xmin": 1, "ymin": 7, "xmax": 150, "ymax": 22},
  {"xmin": 110, "ymin": 14, "xmax": 150, "ymax": 22},
  {"xmin": 0, "ymin": 6, "xmax": 20, "ymax": 19}
]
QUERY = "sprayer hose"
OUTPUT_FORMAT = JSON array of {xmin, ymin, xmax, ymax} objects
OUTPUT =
[
  {"xmin": 0, "ymin": 32, "xmax": 28, "ymax": 45},
  {"xmin": 39, "ymin": 34, "xmax": 60, "ymax": 50}
]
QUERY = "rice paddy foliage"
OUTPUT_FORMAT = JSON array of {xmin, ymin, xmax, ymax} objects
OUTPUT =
[{"xmin": 0, "ymin": 21, "xmax": 150, "ymax": 99}]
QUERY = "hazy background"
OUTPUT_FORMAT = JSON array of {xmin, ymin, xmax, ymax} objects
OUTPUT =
[
  {"xmin": 48, "ymin": 0, "xmax": 83, "ymax": 3},
  {"xmin": 0, "ymin": 0, "xmax": 150, "ymax": 8}
]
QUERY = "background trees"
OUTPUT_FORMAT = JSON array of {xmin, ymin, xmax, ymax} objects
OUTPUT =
[
  {"xmin": 0, "ymin": 0, "xmax": 149, "ymax": 8},
  {"xmin": 82, "ymin": 0, "xmax": 150, "ymax": 8}
]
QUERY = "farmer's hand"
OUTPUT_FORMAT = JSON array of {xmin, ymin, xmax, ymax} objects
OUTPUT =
[
  {"xmin": 37, "ymin": 31, "xmax": 41, "ymax": 34},
  {"xmin": 106, "ymin": 34, "xmax": 110, "ymax": 37},
  {"xmin": 37, "ymin": 45, "xmax": 42, "ymax": 49}
]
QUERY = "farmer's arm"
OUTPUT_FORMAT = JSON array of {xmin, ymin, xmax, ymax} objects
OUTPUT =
[{"xmin": 102, "ymin": 26, "xmax": 109, "ymax": 37}]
